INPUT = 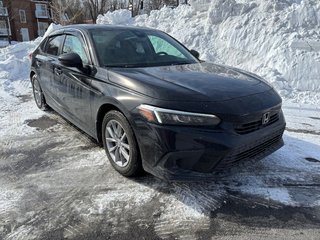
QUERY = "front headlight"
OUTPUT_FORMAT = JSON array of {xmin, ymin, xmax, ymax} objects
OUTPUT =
[{"xmin": 137, "ymin": 104, "xmax": 221, "ymax": 126}]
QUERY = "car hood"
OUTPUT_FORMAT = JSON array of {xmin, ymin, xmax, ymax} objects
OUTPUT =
[{"xmin": 108, "ymin": 62, "xmax": 272, "ymax": 102}]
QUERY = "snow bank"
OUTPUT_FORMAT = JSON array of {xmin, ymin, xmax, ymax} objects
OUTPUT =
[
  {"xmin": 1, "ymin": 2, "xmax": 319, "ymax": 105},
  {"xmin": 0, "ymin": 41, "xmax": 36, "ymax": 81},
  {"xmin": 97, "ymin": 9, "xmax": 133, "ymax": 25},
  {"xmin": 0, "ymin": 23, "xmax": 61, "ymax": 81},
  {"xmin": 97, "ymin": 0, "xmax": 320, "ymax": 105},
  {"xmin": 42, "ymin": 23, "xmax": 62, "ymax": 39},
  {"xmin": 0, "ymin": 40, "xmax": 18, "ymax": 48}
]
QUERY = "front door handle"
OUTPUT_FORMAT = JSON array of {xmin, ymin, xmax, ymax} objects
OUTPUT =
[{"xmin": 54, "ymin": 67, "xmax": 62, "ymax": 76}]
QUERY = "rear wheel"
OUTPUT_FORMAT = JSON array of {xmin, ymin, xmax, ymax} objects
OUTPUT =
[
  {"xmin": 31, "ymin": 74, "xmax": 49, "ymax": 110},
  {"xmin": 102, "ymin": 110, "xmax": 142, "ymax": 177}
]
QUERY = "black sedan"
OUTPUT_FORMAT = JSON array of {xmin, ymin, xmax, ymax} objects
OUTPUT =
[{"xmin": 30, "ymin": 25, "xmax": 285, "ymax": 180}]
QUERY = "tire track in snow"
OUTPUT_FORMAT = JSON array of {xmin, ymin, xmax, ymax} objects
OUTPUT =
[
  {"xmin": 172, "ymin": 182, "xmax": 225, "ymax": 213},
  {"xmin": 153, "ymin": 182, "xmax": 225, "ymax": 239}
]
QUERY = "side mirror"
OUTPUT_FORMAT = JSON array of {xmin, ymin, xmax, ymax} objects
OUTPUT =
[
  {"xmin": 58, "ymin": 52, "xmax": 83, "ymax": 68},
  {"xmin": 190, "ymin": 49, "xmax": 200, "ymax": 59}
]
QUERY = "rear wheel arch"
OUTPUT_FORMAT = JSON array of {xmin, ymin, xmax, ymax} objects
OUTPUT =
[
  {"xmin": 31, "ymin": 73, "xmax": 49, "ymax": 110},
  {"xmin": 30, "ymin": 71, "xmax": 36, "ymax": 81}
]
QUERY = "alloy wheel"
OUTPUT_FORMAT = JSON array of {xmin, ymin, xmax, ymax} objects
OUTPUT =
[
  {"xmin": 105, "ymin": 119, "xmax": 131, "ymax": 167},
  {"xmin": 33, "ymin": 77, "xmax": 42, "ymax": 107}
]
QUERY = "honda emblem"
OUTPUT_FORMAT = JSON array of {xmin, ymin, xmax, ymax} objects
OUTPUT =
[{"xmin": 262, "ymin": 112, "xmax": 270, "ymax": 125}]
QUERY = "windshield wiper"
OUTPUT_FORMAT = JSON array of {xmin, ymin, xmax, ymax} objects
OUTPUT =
[
  {"xmin": 105, "ymin": 61, "xmax": 194, "ymax": 68},
  {"xmin": 105, "ymin": 64, "xmax": 138, "ymax": 68},
  {"xmin": 169, "ymin": 61, "xmax": 193, "ymax": 66}
]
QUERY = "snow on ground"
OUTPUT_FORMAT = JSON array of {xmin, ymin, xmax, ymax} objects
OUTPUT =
[
  {"xmin": 98, "ymin": 0, "xmax": 320, "ymax": 105},
  {"xmin": 0, "ymin": 40, "xmax": 41, "ymax": 138},
  {"xmin": 0, "ymin": 22, "xmax": 61, "ymax": 135},
  {"xmin": 0, "ymin": 41, "xmax": 18, "ymax": 48},
  {"xmin": 0, "ymin": 1, "xmax": 320, "ymax": 238}
]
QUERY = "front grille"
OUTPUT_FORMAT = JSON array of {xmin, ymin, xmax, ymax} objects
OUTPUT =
[
  {"xmin": 216, "ymin": 128, "xmax": 284, "ymax": 170},
  {"xmin": 235, "ymin": 113, "xmax": 279, "ymax": 134},
  {"xmin": 231, "ymin": 134, "xmax": 282, "ymax": 162}
]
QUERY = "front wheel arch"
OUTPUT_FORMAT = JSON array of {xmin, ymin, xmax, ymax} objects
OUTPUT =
[
  {"xmin": 96, "ymin": 103, "xmax": 122, "ymax": 145},
  {"xmin": 95, "ymin": 101, "xmax": 137, "ymax": 142},
  {"xmin": 102, "ymin": 110, "xmax": 142, "ymax": 176}
]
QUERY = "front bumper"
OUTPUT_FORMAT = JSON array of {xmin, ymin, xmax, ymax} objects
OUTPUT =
[{"xmin": 134, "ymin": 110, "xmax": 286, "ymax": 181}]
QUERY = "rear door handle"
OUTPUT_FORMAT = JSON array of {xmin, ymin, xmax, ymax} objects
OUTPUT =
[{"xmin": 54, "ymin": 67, "xmax": 62, "ymax": 76}]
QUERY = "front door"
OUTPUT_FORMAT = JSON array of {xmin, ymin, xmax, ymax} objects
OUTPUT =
[
  {"xmin": 57, "ymin": 33, "xmax": 93, "ymax": 129},
  {"xmin": 21, "ymin": 28, "xmax": 29, "ymax": 41}
]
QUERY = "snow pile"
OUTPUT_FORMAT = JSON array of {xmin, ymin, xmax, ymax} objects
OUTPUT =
[
  {"xmin": 97, "ymin": 9, "xmax": 133, "ymax": 25},
  {"xmin": 0, "ymin": 23, "xmax": 60, "ymax": 81},
  {"xmin": 97, "ymin": 0, "xmax": 320, "ymax": 105},
  {"xmin": 0, "ymin": 40, "xmax": 18, "ymax": 48},
  {"xmin": 0, "ymin": 41, "xmax": 36, "ymax": 81},
  {"xmin": 42, "ymin": 23, "xmax": 62, "ymax": 39},
  {"xmin": 0, "ymin": 2, "xmax": 319, "ymax": 104}
]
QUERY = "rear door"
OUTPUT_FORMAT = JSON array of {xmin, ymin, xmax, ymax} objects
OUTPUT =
[
  {"xmin": 56, "ymin": 31, "xmax": 93, "ymax": 130},
  {"xmin": 35, "ymin": 34, "xmax": 65, "ymax": 106}
]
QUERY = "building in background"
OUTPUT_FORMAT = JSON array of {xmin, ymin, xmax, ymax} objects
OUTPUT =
[{"xmin": 0, "ymin": 0, "xmax": 52, "ymax": 42}]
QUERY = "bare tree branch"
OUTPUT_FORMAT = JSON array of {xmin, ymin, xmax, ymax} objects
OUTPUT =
[
  {"xmin": 50, "ymin": 0, "xmax": 84, "ymax": 24},
  {"xmin": 83, "ymin": 0, "xmax": 109, "ymax": 23}
]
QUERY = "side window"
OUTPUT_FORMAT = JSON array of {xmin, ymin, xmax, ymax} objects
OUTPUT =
[
  {"xmin": 45, "ymin": 35, "xmax": 64, "ymax": 56},
  {"xmin": 39, "ymin": 38, "xmax": 47, "ymax": 52},
  {"xmin": 148, "ymin": 35, "xmax": 186, "ymax": 59},
  {"xmin": 62, "ymin": 35, "xmax": 89, "ymax": 64}
]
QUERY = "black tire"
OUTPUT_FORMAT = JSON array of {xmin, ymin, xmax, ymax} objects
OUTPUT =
[
  {"xmin": 31, "ymin": 74, "xmax": 49, "ymax": 111},
  {"xmin": 102, "ymin": 110, "xmax": 142, "ymax": 177}
]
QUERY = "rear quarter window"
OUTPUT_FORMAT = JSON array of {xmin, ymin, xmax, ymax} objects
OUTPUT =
[{"xmin": 38, "ymin": 38, "xmax": 48, "ymax": 53}]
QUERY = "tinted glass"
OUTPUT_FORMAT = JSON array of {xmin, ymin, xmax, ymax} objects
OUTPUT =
[
  {"xmin": 45, "ymin": 35, "xmax": 64, "ymax": 56},
  {"xmin": 62, "ymin": 35, "xmax": 89, "ymax": 64},
  {"xmin": 90, "ymin": 29, "xmax": 198, "ymax": 68},
  {"xmin": 148, "ymin": 35, "xmax": 186, "ymax": 59},
  {"xmin": 38, "ymin": 38, "xmax": 48, "ymax": 52}
]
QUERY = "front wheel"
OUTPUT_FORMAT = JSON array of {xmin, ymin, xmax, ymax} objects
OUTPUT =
[
  {"xmin": 31, "ymin": 74, "xmax": 49, "ymax": 111},
  {"xmin": 102, "ymin": 110, "xmax": 142, "ymax": 177}
]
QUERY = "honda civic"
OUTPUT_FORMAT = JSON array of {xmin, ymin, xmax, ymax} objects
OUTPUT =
[{"xmin": 30, "ymin": 25, "xmax": 286, "ymax": 180}]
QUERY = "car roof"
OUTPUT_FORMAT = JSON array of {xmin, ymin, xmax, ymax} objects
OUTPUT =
[{"xmin": 49, "ymin": 24, "xmax": 155, "ymax": 36}]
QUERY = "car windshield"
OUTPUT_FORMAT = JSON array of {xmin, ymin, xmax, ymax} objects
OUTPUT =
[{"xmin": 89, "ymin": 28, "xmax": 198, "ymax": 68}]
